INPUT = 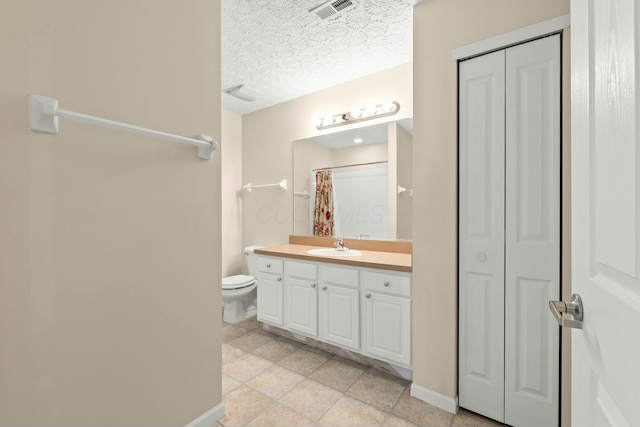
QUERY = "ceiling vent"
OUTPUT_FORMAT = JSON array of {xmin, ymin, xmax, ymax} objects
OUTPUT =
[
  {"xmin": 309, "ymin": 0, "xmax": 355, "ymax": 20},
  {"xmin": 224, "ymin": 84, "xmax": 259, "ymax": 102}
]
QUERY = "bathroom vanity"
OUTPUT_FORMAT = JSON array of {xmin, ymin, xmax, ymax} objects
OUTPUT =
[{"xmin": 254, "ymin": 236, "xmax": 412, "ymax": 378}]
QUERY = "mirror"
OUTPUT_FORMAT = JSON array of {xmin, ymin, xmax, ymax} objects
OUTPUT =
[{"xmin": 293, "ymin": 118, "xmax": 413, "ymax": 240}]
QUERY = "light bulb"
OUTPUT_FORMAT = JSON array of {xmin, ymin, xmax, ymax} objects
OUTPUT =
[
  {"xmin": 313, "ymin": 117, "xmax": 322, "ymax": 127},
  {"xmin": 365, "ymin": 104, "xmax": 377, "ymax": 116},
  {"xmin": 322, "ymin": 115, "xmax": 335, "ymax": 126},
  {"xmin": 353, "ymin": 138, "xmax": 363, "ymax": 144},
  {"xmin": 350, "ymin": 108, "xmax": 362, "ymax": 119},
  {"xmin": 381, "ymin": 101, "xmax": 396, "ymax": 113}
]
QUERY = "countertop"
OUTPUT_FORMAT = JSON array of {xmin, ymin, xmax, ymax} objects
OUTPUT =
[{"xmin": 254, "ymin": 244, "xmax": 412, "ymax": 272}]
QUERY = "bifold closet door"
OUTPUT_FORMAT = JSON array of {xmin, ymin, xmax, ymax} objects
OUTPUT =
[
  {"xmin": 504, "ymin": 35, "xmax": 560, "ymax": 427},
  {"xmin": 458, "ymin": 48, "xmax": 506, "ymax": 422},
  {"xmin": 459, "ymin": 34, "xmax": 560, "ymax": 427}
]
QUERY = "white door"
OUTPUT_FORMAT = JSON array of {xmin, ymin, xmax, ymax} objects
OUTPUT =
[
  {"xmin": 504, "ymin": 35, "xmax": 561, "ymax": 427},
  {"xmin": 287, "ymin": 278, "xmax": 318, "ymax": 336},
  {"xmin": 319, "ymin": 284, "xmax": 360, "ymax": 350},
  {"xmin": 363, "ymin": 291, "xmax": 411, "ymax": 366},
  {"xmin": 568, "ymin": 0, "xmax": 640, "ymax": 425},
  {"xmin": 459, "ymin": 35, "xmax": 560, "ymax": 426},
  {"xmin": 458, "ymin": 48, "xmax": 507, "ymax": 422},
  {"xmin": 257, "ymin": 273, "xmax": 283, "ymax": 326}
]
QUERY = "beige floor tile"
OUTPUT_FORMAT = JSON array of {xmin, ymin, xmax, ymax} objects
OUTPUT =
[
  {"xmin": 347, "ymin": 370, "xmax": 407, "ymax": 412},
  {"xmin": 392, "ymin": 389, "xmax": 454, "ymax": 426},
  {"xmin": 222, "ymin": 374, "xmax": 242, "ymax": 396},
  {"xmin": 451, "ymin": 408, "xmax": 505, "ymax": 427},
  {"xmin": 245, "ymin": 403, "xmax": 315, "ymax": 427},
  {"xmin": 223, "ymin": 353, "xmax": 273, "ymax": 383},
  {"xmin": 222, "ymin": 325, "xmax": 251, "ymax": 343},
  {"xmin": 278, "ymin": 348, "xmax": 330, "ymax": 376},
  {"xmin": 228, "ymin": 331, "xmax": 275, "ymax": 352},
  {"xmin": 309, "ymin": 357, "xmax": 366, "ymax": 392},
  {"xmin": 278, "ymin": 378, "xmax": 342, "ymax": 421},
  {"xmin": 251, "ymin": 339, "xmax": 299, "ymax": 363},
  {"xmin": 318, "ymin": 395, "xmax": 387, "ymax": 427},
  {"xmin": 276, "ymin": 335, "xmax": 304, "ymax": 348},
  {"xmin": 235, "ymin": 316, "xmax": 263, "ymax": 331},
  {"xmin": 383, "ymin": 415, "xmax": 419, "ymax": 427},
  {"xmin": 219, "ymin": 385, "xmax": 273, "ymax": 427},
  {"xmin": 222, "ymin": 343, "xmax": 248, "ymax": 366},
  {"xmin": 246, "ymin": 365, "xmax": 305, "ymax": 400}
]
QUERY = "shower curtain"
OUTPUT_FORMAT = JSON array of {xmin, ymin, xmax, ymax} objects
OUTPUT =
[{"xmin": 313, "ymin": 170, "xmax": 334, "ymax": 236}]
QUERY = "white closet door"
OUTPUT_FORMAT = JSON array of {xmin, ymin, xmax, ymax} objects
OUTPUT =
[
  {"xmin": 458, "ymin": 49, "xmax": 506, "ymax": 422},
  {"xmin": 504, "ymin": 35, "xmax": 561, "ymax": 427}
]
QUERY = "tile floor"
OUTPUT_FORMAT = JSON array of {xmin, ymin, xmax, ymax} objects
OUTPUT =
[{"xmin": 218, "ymin": 316, "xmax": 504, "ymax": 427}]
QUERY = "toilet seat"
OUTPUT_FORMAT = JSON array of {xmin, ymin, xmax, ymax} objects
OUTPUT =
[{"xmin": 222, "ymin": 274, "xmax": 256, "ymax": 290}]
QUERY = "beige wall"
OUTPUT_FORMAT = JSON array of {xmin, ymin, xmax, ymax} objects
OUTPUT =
[
  {"xmin": 395, "ymin": 125, "xmax": 413, "ymax": 240},
  {"xmin": 0, "ymin": 1, "xmax": 222, "ymax": 426},
  {"xmin": 222, "ymin": 109, "xmax": 244, "ymax": 275},
  {"xmin": 412, "ymin": 0, "xmax": 569, "ymax": 419},
  {"xmin": 241, "ymin": 63, "xmax": 412, "ymax": 249}
]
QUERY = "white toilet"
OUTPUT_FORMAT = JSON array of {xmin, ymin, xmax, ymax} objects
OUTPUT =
[{"xmin": 221, "ymin": 246, "xmax": 264, "ymax": 324}]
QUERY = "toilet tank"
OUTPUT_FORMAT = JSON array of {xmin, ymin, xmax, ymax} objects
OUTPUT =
[{"xmin": 244, "ymin": 246, "xmax": 266, "ymax": 277}]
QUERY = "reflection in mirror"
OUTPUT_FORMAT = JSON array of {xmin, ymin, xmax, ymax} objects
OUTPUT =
[{"xmin": 293, "ymin": 118, "xmax": 413, "ymax": 240}]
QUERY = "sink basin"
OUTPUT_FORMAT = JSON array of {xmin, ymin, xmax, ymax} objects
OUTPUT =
[{"xmin": 307, "ymin": 248, "xmax": 362, "ymax": 257}]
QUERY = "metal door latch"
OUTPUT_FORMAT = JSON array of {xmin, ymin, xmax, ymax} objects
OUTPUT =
[{"xmin": 549, "ymin": 294, "xmax": 584, "ymax": 329}]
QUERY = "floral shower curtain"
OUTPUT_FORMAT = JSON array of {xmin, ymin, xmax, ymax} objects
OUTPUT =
[{"xmin": 313, "ymin": 169, "xmax": 334, "ymax": 236}]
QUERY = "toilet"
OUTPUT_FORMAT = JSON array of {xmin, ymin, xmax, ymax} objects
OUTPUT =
[{"xmin": 221, "ymin": 246, "xmax": 264, "ymax": 324}]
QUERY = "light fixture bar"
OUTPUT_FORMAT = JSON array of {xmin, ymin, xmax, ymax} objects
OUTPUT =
[{"xmin": 314, "ymin": 101, "xmax": 400, "ymax": 130}]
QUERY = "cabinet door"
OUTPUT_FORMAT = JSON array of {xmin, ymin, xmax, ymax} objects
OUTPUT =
[
  {"xmin": 319, "ymin": 284, "xmax": 360, "ymax": 350},
  {"xmin": 286, "ymin": 278, "xmax": 318, "ymax": 336},
  {"xmin": 257, "ymin": 273, "xmax": 283, "ymax": 326},
  {"xmin": 363, "ymin": 291, "xmax": 411, "ymax": 366}
]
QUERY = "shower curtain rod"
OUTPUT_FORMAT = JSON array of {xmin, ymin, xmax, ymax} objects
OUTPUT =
[
  {"xmin": 312, "ymin": 160, "xmax": 388, "ymax": 172},
  {"xmin": 29, "ymin": 94, "xmax": 218, "ymax": 160}
]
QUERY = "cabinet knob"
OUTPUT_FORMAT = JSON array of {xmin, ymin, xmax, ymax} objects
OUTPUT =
[
  {"xmin": 366, "ymin": 293, "xmax": 371, "ymax": 299},
  {"xmin": 311, "ymin": 283, "xmax": 316, "ymax": 288},
  {"xmin": 384, "ymin": 281, "xmax": 390, "ymax": 287},
  {"xmin": 277, "ymin": 277, "xmax": 282, "ymax": 282},
  {"xmin": 266, "ymin": 263, "xmax": 271, "ymax": 268},
  {"xmin": 322, "ymin": 286, "xmax": 327, "ymax": 290},
  {"xmin": 476, "ymin": 252, "xmax": 487, "ymax": 263}
]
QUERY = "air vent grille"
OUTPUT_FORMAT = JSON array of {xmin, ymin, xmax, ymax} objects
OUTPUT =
[{"xmin": 310, "ymin": 0, "xmax": 355, "ymax": 20}]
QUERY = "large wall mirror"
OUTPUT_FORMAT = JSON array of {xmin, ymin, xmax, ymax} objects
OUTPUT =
[{"xmin": 293, "ymin": 118, "xmax": 413, "ymax": 241}]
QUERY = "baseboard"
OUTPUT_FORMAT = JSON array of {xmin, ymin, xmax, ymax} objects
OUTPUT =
[
  {"xmin": 184, "ymin": 402, "xmax": 225, "ymax": 427},
  {"xmin": 410, "ymin": 383, "xmax": 459, "ymax": 414}
]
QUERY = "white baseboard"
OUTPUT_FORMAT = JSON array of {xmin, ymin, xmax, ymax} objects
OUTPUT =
[
  {"xmin": 184, "ymin": 402, "xmax": 225, "ymax": 427},
  {"xmin": 410, "ymin": 383, "xmax": 459, "ymax": 414}
]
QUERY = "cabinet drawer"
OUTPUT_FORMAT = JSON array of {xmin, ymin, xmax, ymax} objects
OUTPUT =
[
  {"xmin": 258, "ymin": 257, "xmax": 283, "ymax": 274},
  {"xmin": 364, "ymin": 270, "xmax": 411, "ymax": 297},
  {"xmin": 320, "ymin": 264, "xmax": 359, "ymax": 288},
  {"xmin": 286, "ymin": 260, "xmax": 317, "ymax": 280}
]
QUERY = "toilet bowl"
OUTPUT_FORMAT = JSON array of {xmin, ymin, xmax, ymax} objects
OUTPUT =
[{"xmin": 221, "ymin": 246, "xmax": 264, "ymax": 323}]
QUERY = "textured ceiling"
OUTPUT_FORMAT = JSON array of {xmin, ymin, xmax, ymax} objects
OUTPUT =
[{"xmin": 222, "ymin": 0, "xmax": 414, "ymax": 115}]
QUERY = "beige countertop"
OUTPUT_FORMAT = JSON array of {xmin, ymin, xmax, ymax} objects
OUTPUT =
[{"xmin": 254, "ymin": 244, "xmax": 412, "ymax": 272}]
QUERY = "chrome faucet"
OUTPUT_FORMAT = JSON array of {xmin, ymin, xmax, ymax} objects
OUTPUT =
[{"xmin": 334, "ymin": 237, "xmax": 345, "ymax": 250}]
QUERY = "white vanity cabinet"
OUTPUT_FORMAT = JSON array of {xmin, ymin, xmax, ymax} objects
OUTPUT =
[
  {"xmin": 256, "ymin": 256, "xmax": 284, "ymax": 326},
  {"xmin": 256, "ymin": 252, "xmax": 411, "ymax": 371},
  {"xmin": 284, "ymin": 259, "xmax": 318, "ymax": 336},
  {"xmin": 361, "ymin": 269, "xmax": 411, "ymax": 366},
  {"xmin": 318, "ymin": 264, "xmax": 360, "ymax": 350}
]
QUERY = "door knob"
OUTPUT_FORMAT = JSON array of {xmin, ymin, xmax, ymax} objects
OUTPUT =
[{"xmin": 549, "ymin": 294, "xmax": 583, "ymax": 329}]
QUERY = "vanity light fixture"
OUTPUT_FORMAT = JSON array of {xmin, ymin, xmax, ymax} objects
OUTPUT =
[{"xmin": 314, "ymin": 101, "xmax": 400, "ymax": 130}]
